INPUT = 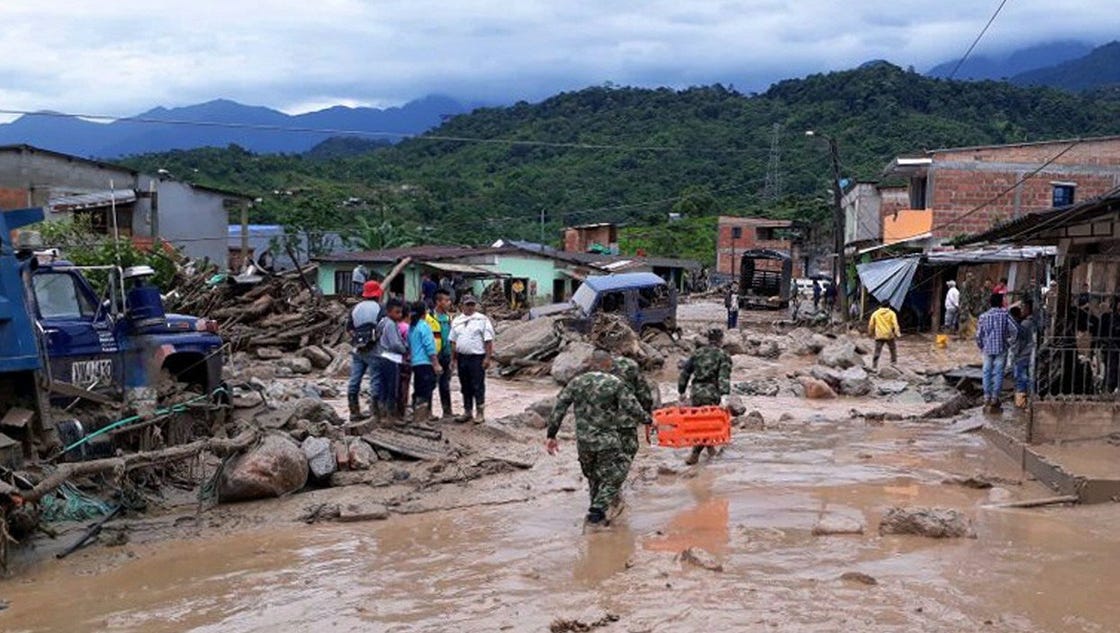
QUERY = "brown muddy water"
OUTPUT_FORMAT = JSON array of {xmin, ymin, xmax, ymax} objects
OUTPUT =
[{"xmin": 4, "ymin": 415, "xmax": 1120, "ymax": 633}]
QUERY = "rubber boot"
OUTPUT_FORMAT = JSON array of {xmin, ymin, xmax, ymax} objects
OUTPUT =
[
  {"xmin": 454, "ymin": 409, "xmax": 473, "ymax": 424},
  {"xmin": 413, "ymin": 402, "xmax": 430, "ymax": 425},
  {"xmin": 685, "ymin": 446, "xmax": 703, "ymax": 465},
  {"xmin": 474, "ymin": 404, "xmax": 486, "ymax": 424},
  {"xmin": 348, "ymin": 395, "xmax": 365, "ymax": 422}
]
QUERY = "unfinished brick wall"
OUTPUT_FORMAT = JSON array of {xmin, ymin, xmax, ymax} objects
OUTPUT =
[
  {"xmin": 0, "ymin": 187, "xmax": 29, "ymax": 210},
  {"xmin": 716, "ymin": 216, "xmax": 797, "ymax": 275},
  {"xmin": 929, "ymin": 138, "xmax": 1120, "ymax": 239}
]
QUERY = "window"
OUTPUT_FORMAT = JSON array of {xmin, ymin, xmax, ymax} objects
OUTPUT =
[
  {"xmin": 756, "ymin": 227, "xmax": 775, "ymax": 240},
  {"xmin": 598, "ymin": 291, "xmax": 626, "ymax": 314},
  {"xmin": 33, "ymin": 274, "xmax": 95, "ymax": 319},
  {"xmin": 910, "ymin": 177, "xmax": 928, "ymax": 209},
  {"xmin": 334, "ymin": 271, "xmax": 354, "ymax": 295},
  {"xmin": 1052, "ymin": 183, "xmax": 1076, "ymax": 207},
  {"xmin": 637, "ymin": 285, "xmax": 670, "ymax": 309},
  {"xmin": 731, "ymin": 227, "xmax": 743, "ymax": 240}
]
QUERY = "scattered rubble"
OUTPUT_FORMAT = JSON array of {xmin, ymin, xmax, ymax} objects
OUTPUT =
[
  {"xmin": 734, "ymin": 378, "xmax": 781, "ymax": 397},
  {"xmin": 840, "ymin": 571, "xmax": 878, "ymax": 586},
  {"xmin": 549, "ymin": 613, "xmax": 620, "ymax": 633},
  {"xmin": 799, "ymin": 376, "xmax": 837, "ymax": 400},
  {"xmin": 879, "ymin": 507, "xmax": 975, "ymax": 538},
  {"xmin": 551, "ymin": 342, "xmax": 597, "ymax": 385},
  {"xmin": 819, "ymin": 340, "xmax": 865, "ymax": 369},
  {"xmin": 302, "ymin": 436, "xmax": 337, "ymax": 481}
]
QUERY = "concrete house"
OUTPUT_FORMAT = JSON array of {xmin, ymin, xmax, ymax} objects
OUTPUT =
[
  {"xmin": 0, "ymin": 144, "xmax": 253, "ymax": 268},
  {"xmin": 877, "ymin": 136, "xmax": 1120, "ymax": 247},
  {"xmin": 842, "ymin": 182, "xmax": 908, "ymax": 247}
]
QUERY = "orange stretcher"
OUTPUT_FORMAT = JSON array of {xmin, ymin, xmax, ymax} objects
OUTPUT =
[{"xmin": 650, "ymin": 406, "xmax": 732, "ymax": 448}]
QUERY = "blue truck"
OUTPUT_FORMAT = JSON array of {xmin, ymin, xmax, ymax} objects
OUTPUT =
[{"xmin": 0, "ymin": 207, "xmax": 225, "ymax": 463}]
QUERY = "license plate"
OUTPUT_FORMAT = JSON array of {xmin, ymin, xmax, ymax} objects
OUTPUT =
[{"xmin": 71, "ymin": 359, "xmax": 114, "ymax": 386}]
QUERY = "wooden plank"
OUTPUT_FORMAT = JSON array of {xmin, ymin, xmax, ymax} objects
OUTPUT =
[
  {"xmin": 362, "ymin": 428, "xmax": 449, "ymax": 461},
  {"xmin": 985, "ymin": 495, "xmax": 1078, "ymax": 509},
  {"xmin": 0, "ymin": 407, "xmax": 34, "ymax": 429}
]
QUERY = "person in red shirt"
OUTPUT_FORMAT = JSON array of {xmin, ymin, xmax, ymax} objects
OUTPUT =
[{"xmin": 993, "ymin": 277, "xmax": 1009, "ymax": 307}]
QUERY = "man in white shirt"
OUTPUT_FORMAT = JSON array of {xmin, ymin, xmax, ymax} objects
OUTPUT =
[
  {"xmin": 944, "ymin": 280, "xmax": 961, "ymax": 333},
  {"xmin": 450, "ymin": 295, "xmax": 496, "ymax": 423}
]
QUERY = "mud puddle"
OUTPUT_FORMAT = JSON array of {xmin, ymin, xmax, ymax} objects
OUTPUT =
[{"xmin": 4, "ymin": 415, "xmax": 1120, "ymax": 632}]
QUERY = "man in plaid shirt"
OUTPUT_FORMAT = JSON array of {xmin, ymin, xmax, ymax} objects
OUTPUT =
[{"xmin": 976, "ymin": 293, "xmax": 1020, "ymax": 412}]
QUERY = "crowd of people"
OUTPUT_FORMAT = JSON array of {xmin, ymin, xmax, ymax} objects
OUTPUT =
[{"xmin": 345, "ymin": 279, "xmax": 496, "ymax": 425}]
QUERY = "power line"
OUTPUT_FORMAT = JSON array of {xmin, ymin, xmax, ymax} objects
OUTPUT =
[
  {"xmin": 946, "ymin": 0, "xmax": 1013, "ymax": 80},
  {"xmin": 0, "ymin": 108, "xmax": 766, "ymax": 156}
]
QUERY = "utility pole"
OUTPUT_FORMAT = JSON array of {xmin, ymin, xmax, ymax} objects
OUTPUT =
[
  {"xmin": 539, "ymin": 208, "xmax": 546, "ymax": 245},
  {"xmin": 806, "ymin": 130, "xmax": 849, "ymax": 320}
]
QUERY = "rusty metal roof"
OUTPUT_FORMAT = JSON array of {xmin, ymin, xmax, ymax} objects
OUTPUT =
[{"xmin": 48, "ymin": 189, "xmax": 137, "ymax": 213}]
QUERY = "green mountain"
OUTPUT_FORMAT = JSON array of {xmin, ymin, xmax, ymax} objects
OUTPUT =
[
  {"xmin": 121, "ymin": 63, "xmax": 1120, "ymax": 263},
  {"xmin": 1011, "ymin": 41, "xmax": 1120, "ymax": 92}
]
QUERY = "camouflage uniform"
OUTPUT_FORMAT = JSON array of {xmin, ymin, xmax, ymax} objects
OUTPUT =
[
  {"xmin": 679, "ymin": 342, "xmax": 732, "ymax": 463},
  {"xmin": 548, "ymin": 371, "xmax": 649, "ymax": 512},
  {"xmin": 679, "ymin": 345, "xmax": 732, "ymax": 406},
  {"xmin": 612, "ymin": 356, "xmax": 654, "ymax": 460}
]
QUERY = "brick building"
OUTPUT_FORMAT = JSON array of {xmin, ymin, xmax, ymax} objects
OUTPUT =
[
  {"xmin": 562, "ymin": 222, "xmax": 618, "ymax": 254},
  {"xmin": 716, "ymin": 216, "xmax": 804, "ymax": 277},
  {"xmin": 879, "ymin": 136, "xmax": 1120, "ymax": 246}
]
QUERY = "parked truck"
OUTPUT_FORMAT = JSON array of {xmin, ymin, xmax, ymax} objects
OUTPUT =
[{"xmin": 0, "ymin": 206, "xmax": 225, "ymax": 467}]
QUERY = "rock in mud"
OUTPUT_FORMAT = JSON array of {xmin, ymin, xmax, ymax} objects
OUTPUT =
[
  {"xmin": 550, "ymin": 342, "xmax": 597, "ymax": 385},
  {"xmin": 287, "ymin": 398, "xmax": 343, "ymax": 426},
  {"xmin": 840, "ymin": 571, "xmax": 878, "ymax": 586},
  {"xmin": 278, "ymin": 356, "xmax": 313, "ymax": 374},
  {"xmin": 734, "ymin": 378, "xmax": 781, "ymax": 397},
  {"xmin": 838, "ymin": 367, "xmax": 872, "ymax": 397},
  {"xmin": 498, "ymin": 410, "xmax": 548, "ymax": 429},
  {"xmin": 348, "ymin": 438, "xmax": 376, "ymax": 470},
  {"xmin": 493, "ymin": 317, "xmax": 561, "ymax": 364},
  {"xmin": 876, "ymin": 365, "xmax": 903, "ymax": 380},
  {"xmin": 680, "ymin": 547, "xmax": 724, "ymax": 572},
  {"xmin": 878, "ymin": 507, "xmax": 974, "ymax": 538},
  {"xmin": 256, "ymin": 346, "xmax": 284, "ymax": 360},
  {"xmin": 549, "ymin": 613, "xmax": 620, "ymax": 633},
  {"xmin": 741, "ymin": 410, "xmax": 765, "ymax": 430},
  {"xmin": 753, "ymin": 339, "xmax": 781, "ymax": 359},
  {"xmin": 299, "ymin": 345, "xmax": 333, "ymax": 369},
  {"xmin": 875, "ymin": 380, "xmax": 909, "ymax": 395},
  {"xmin": 988, "ymin": 487, "xmax": 1014, "ymax": 504},
  {"xmin": 724, "ymin": 394, "xmax": 747, "ymax": 416},
  {"xmin": 819, "ymin": 340, "xmax": 864, "ymax": 369},
  {"xmin": 301, "ymin": 436, "xmax": 337, "ymax": 480},
  {"xmin": 812, "ymin": 515, "xmax": 866, "ymax": 536},
  {"xmin": 219, "ymin": 434, "xmax": 309, "ymax": 502},
  {"xmin": 799, "ymin": 376, "xmax": 837, "ymax": 400},
  {"xmin": 528, "ymin": 397, "xmax": 557, "ymax": 418}
]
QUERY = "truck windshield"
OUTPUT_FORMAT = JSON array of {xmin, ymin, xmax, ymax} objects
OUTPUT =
[
  {"xmin": 33, "ymin": 273, "xmax": 96, "ymax": 319},
  {"xmin": 572, "ymin": 284, "xmax": 596, "ymax": 313}
]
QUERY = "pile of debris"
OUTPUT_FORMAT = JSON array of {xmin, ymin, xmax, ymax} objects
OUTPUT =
[
  {"xmin": 169, "ymin": 265, "xmax": 349, "ymax": 353},
  {"xmin": 494, "ymin": 313, "xmax": 665, "ymax": 384},
  {"xmin": 479, "ymin": 280, "xmax": 526, "ymax": 321}
]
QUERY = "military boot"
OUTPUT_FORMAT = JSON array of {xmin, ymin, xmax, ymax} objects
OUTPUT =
[{"xmin": 348, "ymin": 395, "xmax": 365, "ymax": 422}]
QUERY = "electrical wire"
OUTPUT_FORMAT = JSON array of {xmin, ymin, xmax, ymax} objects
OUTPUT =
[{"xmin": 946, "ymin": 0, "xmax": 1013, "ymax": 80}]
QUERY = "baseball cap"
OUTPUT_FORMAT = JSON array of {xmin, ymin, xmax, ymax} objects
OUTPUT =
[{"xmin": 462, "ymin": 294, "xmax": 478, "ymax": 305}]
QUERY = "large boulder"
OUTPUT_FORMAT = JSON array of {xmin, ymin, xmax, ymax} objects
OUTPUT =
[
  {"xmin": 301, "ymin": 436, "xmax": 338, "ymax": 480},
  {"xmin": 818, "ymin": 340, "xmax": 864, "ymax": 369},
  {"xmin": 809, "ymin": 365, "xmax": 844, "ymax": 390},
  {"xmin": 287, "ymin": 398, "xmax": 343, "ymax": 425},
  {"xmin": 878, "ymin": 507, "xmax": 974, "ymax": 538},
  {"xmin": 752, "ymin": 339, "xmax": 782, "ymax": 359},
  {"xmin": 299, "ymin": 345, "xmax": 334, "ymax": 370},
  {"xmin": 278, "ymin": 356, "xmax": 313, "ymax": 375},
  {"xmin": 550, "ymin": 342, "xmax": 597, "ymax": 385},
  {"xmin": 493, "ymin": 317, "xmax": 561, "ymax": 364},
  {"xmin": 734, "ymin": 379, "xmax": 781, "ymax": 397},
  {"xmin": 219, "ymin": 434, "xmax": 308, "ymax": 502},
  {"xmin": 724, "ymin": 394, "xmax": 747, "ymax": 417},
  {"xmin": 838, "ymin": 367, "xmax": 872, "ymax": 397}
]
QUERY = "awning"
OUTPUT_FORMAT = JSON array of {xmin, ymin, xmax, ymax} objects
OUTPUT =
[
  {"xmin": 422, "ymin": 261, "xmax": 506, "ymax": 277},
  {"xmin": 857, "ymin": 257, "xmax": 919, "ymax": 310},
  {"xmin": 48, "ymin": 189, "xmax": 137, "ymax": 213},
  {"xmin": 925, "ymin": 245, "xmax": 1056, "ymax": 265}
]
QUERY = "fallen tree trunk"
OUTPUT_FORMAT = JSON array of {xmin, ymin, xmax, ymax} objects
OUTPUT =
[
  {"xmin": 23, "ymin": 431, "xmax": 258, "ymax": 503},
  {"xmin": 985, "ymin": 495, "xmax": 1079, "ymax": 509}
]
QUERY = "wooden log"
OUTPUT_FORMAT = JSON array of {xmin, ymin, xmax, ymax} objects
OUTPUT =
[
  {"xmin": 22, "ymin": 431, "xmax": 258, "ymax": 503},
  {"xmin": 985, "ymin": 495, "xmax": 1079, "ymax": 509}
]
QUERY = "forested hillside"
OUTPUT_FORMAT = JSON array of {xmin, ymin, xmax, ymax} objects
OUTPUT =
[{"xmin": 121, "ymin": 63, "xmax": 1120, "ymax": 263}]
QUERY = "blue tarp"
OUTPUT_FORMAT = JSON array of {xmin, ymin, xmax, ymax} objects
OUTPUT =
[{"xmin": 856, "ymin": 257, "xmax": 919, "ymax": 311}]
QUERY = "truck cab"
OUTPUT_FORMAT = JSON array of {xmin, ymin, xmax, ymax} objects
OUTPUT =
[
  {"xmin": 31, "ymin": 258, "xmax": 224, "ymax": 403},
  {"xmin": 531, "ymin": 272, "xmax": 678, "ymax": 333}
]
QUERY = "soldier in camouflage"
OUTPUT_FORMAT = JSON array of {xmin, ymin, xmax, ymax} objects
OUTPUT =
[
  {"xmin": 678, "ymin": 328, "xmax": 732, "ymax": 465},
  {"xmin": 612, "ymin": 355, "xmax": 654, "ymax": 462},
  {"xmin": 547, "ymin": 350, "xmax": 651, "ymax": 525}
]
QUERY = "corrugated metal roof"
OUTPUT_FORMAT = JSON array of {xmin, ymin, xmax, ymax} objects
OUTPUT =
[
  {"xmin": 48, "ymin": 189, "xmax": 137, "ymax": 213},
  {"xmin": 424, "ymin": 261, "xmax": 506, "ymax": 277},
  {"xmin": 925, "ymin": 246, "xmax": 1056, "ymax": 264},
  {"xmin": 958, "ymin": 190, "xmax": 1120, "ymax": 246},
  {"xmin": 857, "ymin": 257, "xmax": 919, "ymax": 311}
]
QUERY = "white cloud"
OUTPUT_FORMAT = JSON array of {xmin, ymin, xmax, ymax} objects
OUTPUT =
[{"xmin": 0, "ymin": 0, "xmax": 1115, "ymax": 114}]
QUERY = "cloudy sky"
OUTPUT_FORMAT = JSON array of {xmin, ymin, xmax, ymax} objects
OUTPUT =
[{"xmin": 0, "ymin": 0, "xmax": 1116, "ymax": 116}]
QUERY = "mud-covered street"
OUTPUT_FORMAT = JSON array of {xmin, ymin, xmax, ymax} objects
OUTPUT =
[{"xmin": 3, "ymin": 302, "xmax": 1120, "ymax": 633}]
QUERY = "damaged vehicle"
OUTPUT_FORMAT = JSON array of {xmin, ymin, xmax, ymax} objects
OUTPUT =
[{"xmin": 530, "ymin": 272, "xmax": 678, "ymax": 334}]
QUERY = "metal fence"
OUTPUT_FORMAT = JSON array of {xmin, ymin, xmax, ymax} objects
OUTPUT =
[{"xmin": 1036, "ymin": 331, "xmax": 1120, "ymax": 401}]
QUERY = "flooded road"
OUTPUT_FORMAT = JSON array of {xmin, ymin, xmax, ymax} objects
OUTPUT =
[{"xmin": 5, "ymin": 412, "xmax": 1120, "ymax": 633}]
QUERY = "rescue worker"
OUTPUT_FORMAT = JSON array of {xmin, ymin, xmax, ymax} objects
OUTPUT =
[
  {"xmin": 345, "ymin": 280, "xmax": 382, "ymax": 421},
  {"xmin": 612, "ymin": 355, "xmax": 654, "ymax": 461},
  {"xmin": 546, "ymin": 351, "xmax": 650, "ymax": 526},
  {"xmin": 678, "ymin": 328, "xmax": 732, "ymax": 466}
]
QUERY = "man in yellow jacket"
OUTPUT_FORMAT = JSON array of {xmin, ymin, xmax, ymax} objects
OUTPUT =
[{"xmin": 868, "ymin": 301, "xmax": 901, "ymax": 370}]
